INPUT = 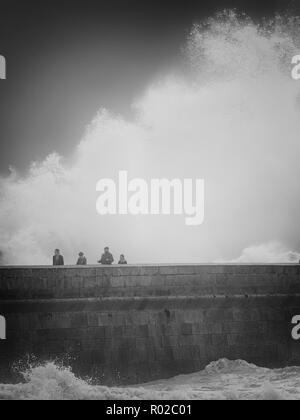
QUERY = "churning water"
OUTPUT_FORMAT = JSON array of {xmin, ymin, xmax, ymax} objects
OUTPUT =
[{"xmin": 0, "ymin": 359, "xmax": 300, "ymax": 400}]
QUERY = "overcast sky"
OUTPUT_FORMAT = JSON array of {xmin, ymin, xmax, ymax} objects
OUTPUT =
[{"xmin": 0, "ymin": 0, "xmax": 298, "ymax": 174}]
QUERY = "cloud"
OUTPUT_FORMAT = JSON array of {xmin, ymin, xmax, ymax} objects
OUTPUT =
[{"xmin": 1, "ymin": 12, "xmax": 300, "ymax": 265}]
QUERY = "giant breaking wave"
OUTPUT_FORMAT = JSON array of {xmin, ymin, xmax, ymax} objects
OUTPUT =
[{"xmin": 1, "ymin": 12, "xmax": 300, "ymax": 265}]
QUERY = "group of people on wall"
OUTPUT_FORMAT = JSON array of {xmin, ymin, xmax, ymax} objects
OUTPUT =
[{"xmin": 52, "ymin": 247, "xmax": 127, "ymax": 266}]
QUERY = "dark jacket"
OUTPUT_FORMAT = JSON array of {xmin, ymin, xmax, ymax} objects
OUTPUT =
[
  {"xmin": 53, "ymin": 255, "xmax": 64, "ymax": 266},
  {"xmin": 77, "ymin": 256, "xmax": 87, "ymax": 265},
  {"xmin": 99, "ymin": 252, "xmax": 114, "ymax": 265},
  {"xmin": 118, "ymin": 260, "xmax": 127, "ymax": 265}
]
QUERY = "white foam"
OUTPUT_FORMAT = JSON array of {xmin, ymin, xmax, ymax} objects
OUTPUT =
[
  {"xmin": 1, "ymin": 12, "xmax": 300, "ymax": 264},
  {"xmin": 1, "ymin": 359, "xmax": 300, "ymax": 400}
]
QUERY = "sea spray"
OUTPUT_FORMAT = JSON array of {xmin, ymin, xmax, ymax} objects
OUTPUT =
[
  {"xmin": 1, "ymin": 12, "xmax": 300, "ymax": 264},
  {"xmin": 1, "ymin": 359, "xmax": 300, "ymax": 400}
]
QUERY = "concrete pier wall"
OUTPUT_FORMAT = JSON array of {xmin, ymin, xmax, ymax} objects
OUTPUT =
[{"xmin": 0, "ymin": 265, "xmax": 300, "ymax": 384}]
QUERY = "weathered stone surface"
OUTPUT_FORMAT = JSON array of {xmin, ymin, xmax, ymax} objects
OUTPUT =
[{"xmin": 0, "ymin": 264, "xmax": 299, "ymax": 385}]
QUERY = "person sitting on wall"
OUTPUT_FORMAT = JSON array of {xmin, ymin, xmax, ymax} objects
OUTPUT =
[
  {"xmin": 77, "ymin": 252, "xmax": 87, "ymax": 265},
  {"xmin": 118, "ymin": 254, "xmax": 127, "ymax": 265},
  {"xmin": 53, "ymin": 249, "xmax": 64, "ymax": 266},
  {"xmin": 98, "ymin": 247, "xmax": 114, "ymax": 265}
]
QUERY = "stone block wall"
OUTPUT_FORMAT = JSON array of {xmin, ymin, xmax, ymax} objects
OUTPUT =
[{"xmin": 0, "ymin": 265, "xmax": 299, "ymax": 384}]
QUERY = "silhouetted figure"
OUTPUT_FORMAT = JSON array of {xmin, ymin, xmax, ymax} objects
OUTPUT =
[
  {"xmin": 98, "ymin": 247, "xmax": 114, "ymax": 265},
  {"xmin": 118, "ymin": 254, "xmax": 127, "ymax": 265},
  {"xmin": 77, "ymin": 252, "xmax": 87, "ymax": 265},
  {"xmin": 53, "ymin": 249, "xmax": 64, "ymax": 266}
]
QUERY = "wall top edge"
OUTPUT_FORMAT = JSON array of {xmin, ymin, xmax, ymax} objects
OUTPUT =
[{"xmin": 0, "ymin": 263, "xmax": 299, "ymax": 270}]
